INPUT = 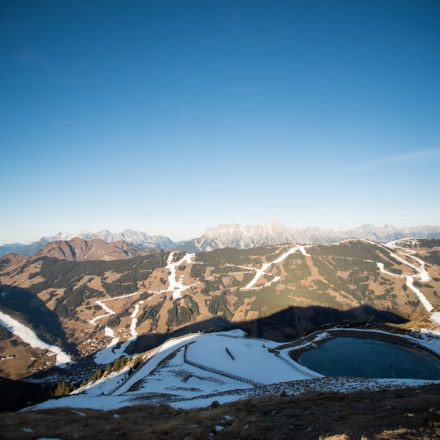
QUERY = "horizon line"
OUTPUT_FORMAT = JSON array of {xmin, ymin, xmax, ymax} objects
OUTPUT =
[{"xmin": 1, "ymin": 222, "xmax": 440, "ymax": 246}]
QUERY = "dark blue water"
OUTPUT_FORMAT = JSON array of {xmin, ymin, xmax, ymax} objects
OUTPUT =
[{"xmin": 298, "ymin": 336, "xmax": 440, "ymax": 380}]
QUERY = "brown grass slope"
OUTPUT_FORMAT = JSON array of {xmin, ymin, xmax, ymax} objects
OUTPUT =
[
  {"xmin": 35, "ymin": 237, "xmax": 152, "ymax": 261},
  {"xmin": 0, "ymin": 239, "xmax": 439, "ymax": 379},
  {"xmin": 0, "ymin": 385, "xmax": 439, "ymax": 439}
]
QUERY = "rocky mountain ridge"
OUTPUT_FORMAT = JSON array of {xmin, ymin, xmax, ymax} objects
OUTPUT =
[
  {"xmin": 35, "ymin": 238, "xmax": 155, "ymax": 261},
  {"xmin": 2, "ymin": 223, "xmax": 440, "ymax": 257}
]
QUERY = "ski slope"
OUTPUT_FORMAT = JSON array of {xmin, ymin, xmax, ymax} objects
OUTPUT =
[
  {"xmin": 374, "ymin": 241, "xmax": 434, "ymax": 313},
  {"xmin": 244, "ymin": 245, "xmax": 310, "ymax": 290},
  {"xmin": 0, "ymin": 310, "xmax": 72, "ymax": 366},
  {"xmin": 166, "ymin": 251, "xmax": 196, "ymax": 299},
  {"xmin": 90, "ymin": 251, "xmax": 198, "ymax": 364},
  {"xmin": 30, "ymin": 330, "xmax": 321, "ymax": 411},
  {"xmin": 29, "ymin": 327, "xmax": 440, "ymax": 412}
]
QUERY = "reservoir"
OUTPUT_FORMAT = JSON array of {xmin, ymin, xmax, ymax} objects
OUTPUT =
[{"xmin": 298, "ymin": 336, "xmax": 440, "ymax": 380}]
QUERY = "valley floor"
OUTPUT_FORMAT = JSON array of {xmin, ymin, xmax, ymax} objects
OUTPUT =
[{"xmin": 1, "ymin": 384, "xmax": 439, "ymax": 439}]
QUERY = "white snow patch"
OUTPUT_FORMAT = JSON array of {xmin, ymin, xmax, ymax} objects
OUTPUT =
[
  {"xmin": 0, "ymin": 311, "xmax": 72, "ymax": 366},
  {"xmin": 166, "ymin": 252, "xmax": 195, "ymax": 299},
  {"xmin": 113, "ymin": 333, "xmax": 200, "ymax": 395},
  {"xmin": 375, "ymin": 244, "xmax": 433, "ymax": 313},
  {"xmin": 37, "ymin": 438, "xmax": 62, "ymax": 440},
  {"xmin": 183, "ymin": 332, "xmax": 319, "ymax": 385},
  {"xmin": 263, "ymin": 276, "xmax": 280, "ymax": 288},
  {"xmin": 89, "ymin": 300, "xmax": 115, "ymax": 325},
  {"xmin": 244, "ymin": 245, "xmax": 310, "ymax": 290},
  {"xmin": 406, "ymin": 276, "xmax": 433, "ymax": 313},
  {"xmin": 94, "ymin": 300, "xmax": 144, "ymax": 364},
  {"xmin": 27, "ymin": 329, "xmax": 440, "ymax": 413},
  {"xmin": 431, "ymin": 312, "xmax": 440, "ymax": 324},
  {"xmin": 170, "ymin": 377, "xmax": 438, "ymax": 409},
  {"xmin": 313, "ymin": 332, "xmax": 329, "ymax": 342},
  {"xmin": 88, "ymin": 290, "xmax": 147, "ymax": 326}
]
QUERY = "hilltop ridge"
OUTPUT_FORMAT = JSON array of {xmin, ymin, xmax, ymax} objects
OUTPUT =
[{"xmin": 2, "ymin": 223, "xmax": 440, "ymax": 257}]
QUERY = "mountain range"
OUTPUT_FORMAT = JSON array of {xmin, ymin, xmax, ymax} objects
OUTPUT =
[
  {"xmin": 34, "ymin": 238, "xmax": 156, "ymax": 261},
  {"xmin": 1, "ymin": 235, "xmax": 439, "ymax": 381},
  {"xmin": 1, "ymin": 223, "xmax": 440, "ymax": 257}
]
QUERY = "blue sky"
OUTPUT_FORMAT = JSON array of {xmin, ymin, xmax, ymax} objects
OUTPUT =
[{"xmin": 1, "ymin": 0, "xmax": 439, "ymax": 243}]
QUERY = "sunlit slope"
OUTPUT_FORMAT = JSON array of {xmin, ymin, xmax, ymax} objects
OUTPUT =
[{"xmin": 1, "ymin": 239, "xmax": 439, "ymax": 378}]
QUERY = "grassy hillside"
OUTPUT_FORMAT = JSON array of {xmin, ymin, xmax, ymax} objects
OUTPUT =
[{"xmin": 0, "ymin": 239, "xmax": 439, "ymax": 379}]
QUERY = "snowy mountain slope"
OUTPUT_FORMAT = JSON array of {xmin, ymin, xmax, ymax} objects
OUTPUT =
[
  {"xmin": 178, "ymin": 222, "xmax": 440, "ymax": 251},
  {"xmin": 31, "ymin": 330, "xmax": 321, "ymax": 410},
  {"xmin": 0, "ymin": 310, "xmax": 72, "ymax": 366},
  {"xmin": 29, "ymin": 328, "xmax": 440, "ymax": 412}
]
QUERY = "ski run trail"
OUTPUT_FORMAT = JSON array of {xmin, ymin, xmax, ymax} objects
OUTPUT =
[
  {"xmin": 370, "ymin": 240, "xmax": 434, "ymax": 313},
  {"xmin": 91, "ymin": 251, "xmax": 195, "ymax": 363},
  {"xmin": 0, "ymin": 310, "xmax": 72, "ymax": 366},
  {"xmin": 76, "ymin": 241, "xmax": 438, "ymax": 364},
  {"xmin": 30, "ymin": 328, "xmax": 440, "ymax": 412},
  {"xmin": 166, "ymin": 251, "xmax": 196, "ymax": 299},
  {"xmin": 244, "ymin": 245, "xmax": 310, "ymax": 290}
]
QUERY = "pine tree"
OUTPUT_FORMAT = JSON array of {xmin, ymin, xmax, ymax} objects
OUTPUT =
[
  {"xmin": 53, "ymin": 382, "xmax": 72, "ymax": 397},
  {"xmin": 112, "ymin": 358, "xmax": 122, "ymax": 372},
  {"xmin": 132, "ymin": 355, "xmax": 142, "ymax": 370},
  {"xmin": 91, "ymin": 368, "xmax": 103, "ymax": 381}
]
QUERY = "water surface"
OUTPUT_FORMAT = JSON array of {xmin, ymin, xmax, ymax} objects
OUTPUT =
[{"xmin": 298, "ymin": 336, "xmax": 440, "ymax": 380}]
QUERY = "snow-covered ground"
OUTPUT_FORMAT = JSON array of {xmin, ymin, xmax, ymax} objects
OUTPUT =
[
  {"xmin": 170, "ymin": 376, "xmax": 439, "ymax": 409},
  {"xmin": 113, "ymin": 333, "xmax": 200, "ymax": 395},
  {"xmin": 185, "ymin": 332, "xmax": 318, "ymax": 384},
  {"xmin": 112, "ymin": 331, "xmax": 318, "ymax": 396},
  {"xmin": 30, "ymin": 375, "xmax": 439, "ymax": 412},
  {"xmin": 27, "ymin": 326, "xmax": 440, "ymax": 412},
  {"xmin": 29, "ymin": 330, "xmax": 319, "ymax": 411},
  {"xmin": 0, "ymin": 310, "xmax": 72, "ymax": 366}
]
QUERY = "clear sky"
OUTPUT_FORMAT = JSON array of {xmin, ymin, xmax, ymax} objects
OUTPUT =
[{"xmin": 1, "ymin": 0, "xmax": 439, "ymax": 243}]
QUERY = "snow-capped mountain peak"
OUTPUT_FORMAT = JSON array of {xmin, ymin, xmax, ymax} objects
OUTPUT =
[
  {"xmin": 43, "ymin": 229, "xmax": 175, "ymax": 250},
  {"xmin": 2, "ymin": 223, "xmax": 440, "ymax": 257},
  {"xmin": 177, "ymin": 223, "xmax": 440, "ymax": 252}
]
